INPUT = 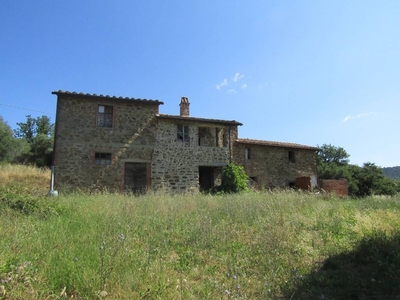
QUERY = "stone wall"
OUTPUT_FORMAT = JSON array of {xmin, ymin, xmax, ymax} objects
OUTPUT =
[
  {"xmin": 53, "ymin": 93, "xmax": 318, "ymax": 193},
  {"xmin": 233, "ymin": 143, "xmax": 318, "ymax": 188},
  {"xmin": 53, "ymin": 94, "xmax": 160, "ymax": 190},
  {"xmin": 152, "ymin": 118, "xmax": 236, "ymax": 191}
]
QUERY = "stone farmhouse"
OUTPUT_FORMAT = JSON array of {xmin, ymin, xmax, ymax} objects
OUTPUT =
[{"xmin": 52, "ymin": 91, "xmax": 319, "ymax": 192}]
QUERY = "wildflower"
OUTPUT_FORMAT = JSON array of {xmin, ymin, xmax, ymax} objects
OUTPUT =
[
  {"xmin": 99, "ymin": 290, "xmax": 108, "ymax": 297},
  {"xmin": 118, "ymin": 233, "xmax": 125, "ymax": 240},
  {"xmin": 233, "ymin": 275, "xmax": 237, "ymax": 279},
  {"xmin": 225, "ymin": 289, "xmax": 230, "ymax": 295},
  {"xmin": 100, "ymin": 241, "xmax": 106, "ymax": 249}
]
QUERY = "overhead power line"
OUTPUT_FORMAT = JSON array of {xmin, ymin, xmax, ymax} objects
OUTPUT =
[{"xmin": 0, "ymin": 103, "xmax": 55, "ymax": 115}]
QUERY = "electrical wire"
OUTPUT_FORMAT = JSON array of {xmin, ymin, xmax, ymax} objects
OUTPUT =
[{"xmin": 0, "ymin": 103, "xmax": 55, "ymax": 115}]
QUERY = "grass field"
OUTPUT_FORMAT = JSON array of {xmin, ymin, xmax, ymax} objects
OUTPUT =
[{"xmin": 1, "ymin": 164, "xmax": 400, "ymax": 299}]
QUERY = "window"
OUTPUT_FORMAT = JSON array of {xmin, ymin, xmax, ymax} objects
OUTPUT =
[
  {"xmin": 245, "ymin": 147, "xmax": 251, "ymax": 160},
  {"xmin": 177, "ymin": 124, "xmax": 189, "ymax": 142},
  {"xmin": 95, "ymin": 152, "xmax": 111, "ymax": 165},
  {"xmin": 97, "ymin": 105, "xmax": 113, "ymax": 127},
  {"xmin": 288, "ymin": 151, "xmax": 295, "ymax": 163}
]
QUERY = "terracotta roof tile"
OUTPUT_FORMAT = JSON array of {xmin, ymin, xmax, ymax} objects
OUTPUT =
[
  {"xmin": 236, "ymin": 138, "xmax": 319, "ymax": 150},
  {"xmin": 52, "ymin": 90, "xmax": 164, "ymax": 105},
  {"xmin": 157, "ymin": 114, "xmax": 243, "ymax": 126}
]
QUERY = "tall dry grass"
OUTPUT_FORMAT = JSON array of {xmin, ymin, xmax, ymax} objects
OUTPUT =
[{"xmin": 0, "ymin": 164, "xmax": 50, "ymax": 195}]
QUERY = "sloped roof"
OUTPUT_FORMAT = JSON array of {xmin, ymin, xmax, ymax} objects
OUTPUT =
[
  {"xmin": 236, "ymin": 138, "xmax": 319, "ymax": 150},
  {"xmin": 52, "ymin": 90, "xmax": 164, "ymax": 105},
  {"xmin": 157, "ymin": 114, "xmax": 243, "ymax": 126}
]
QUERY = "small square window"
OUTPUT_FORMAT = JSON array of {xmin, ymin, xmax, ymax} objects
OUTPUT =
[
  {"xmin": 245, "ymin": 147, "xmax": 251, "ymax": 160},
  {"xmin": 288, "ymin": 151, "xmax": 295, "ymax": 163},
  {"xmin": 95, "ymin": 152, "xmax": 111, "ymax": 165},
  {"xmin": 177, "ymin": 124, "xmax": 189, "ymax": 142},
  {"xmin": 98, "ymin": 105, "xmax": 113, "ymax": 128}
]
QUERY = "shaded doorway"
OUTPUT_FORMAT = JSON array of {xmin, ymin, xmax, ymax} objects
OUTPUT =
[
  {"xmin": 125, "ymin": 163, "xmax": 147, "ymax": 193},
  {"xmin": 199, "ymin": 166, "xmax": 215, "ymax": 191}
]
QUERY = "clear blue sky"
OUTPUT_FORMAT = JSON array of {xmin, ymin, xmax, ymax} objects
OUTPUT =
[{"xmin": 1, "ymin": 1, "xmax": 399, "ymax": 167}]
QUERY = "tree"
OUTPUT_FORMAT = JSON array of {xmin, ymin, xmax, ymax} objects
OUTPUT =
[
  {"xmin": 0, "ymin": 116, "xmax": 17, "ymax": 162},
  {"xmin": 317, "ymin": 144, "xmax": 397, "ymax": 197},
  {"xmin": 317, "ymin": 144, "xmax": 350, "ymax": 165},
  {"xmin": 317, "ymin": 144, "xmax": 353, "ymax": 189},
  {"xmin": 14, "ymin": 115, "xmax": 54, "ymax": 141},
  {"xmin": 14, "ymin": 115, "xmax": 54, "ymax": 167},
  {"xmin": 352, "ymin": 162, "xmax": 397, "ymax": 197}
]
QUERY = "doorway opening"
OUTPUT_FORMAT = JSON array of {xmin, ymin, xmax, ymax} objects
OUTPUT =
[
  {"xmin": 199, "ymin": 166, "xmax": 214, "ymax": 191},
  {"xmin": 124, "ymin": 162, "xmax": 148, "ymax": 194}
]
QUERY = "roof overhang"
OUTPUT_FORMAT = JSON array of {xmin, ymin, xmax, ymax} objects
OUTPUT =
[
  {"xmin": 52, "ymin": 90, "xmax": 164, "ymax": 105},
  {"xmin": 236, "ymin": 138, "xmax": 319, "ymax": 151},
  {"xmin": 157, "ymin": 114, "xmax": 242, "ymax": 126}
]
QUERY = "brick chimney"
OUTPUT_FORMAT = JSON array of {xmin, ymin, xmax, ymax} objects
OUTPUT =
[{"xmin": 180, "ymin": 97, "xmax": 190, "ymax": 117}]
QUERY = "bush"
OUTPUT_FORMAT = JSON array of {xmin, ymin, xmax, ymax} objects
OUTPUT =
[{"xmin": 220, "ymin": 163, "xmax": 248, "ymax": 193}]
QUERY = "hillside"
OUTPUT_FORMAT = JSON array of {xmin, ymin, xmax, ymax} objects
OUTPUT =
[
  {"xmin": 383, "ymin": 166, "xmax": 400, "ymax": 180},
  {"xmin": 1, "ymin": 164, "xmax": 400, "ymax": 299}
]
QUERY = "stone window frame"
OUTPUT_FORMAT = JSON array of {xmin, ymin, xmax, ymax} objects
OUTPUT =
[
  {"xmin": 177, "ymin": 124, "xmax": 189, "ymax": 142},
  {"xmin": 97, "ymin": 105, "xmax": 113, "ymax": 128},
  {"xmin": 288, "ymin": 150, "xmax": 295, "ymax": 163},
  {"xmin": 95, "ymin": 152, "xmax": 112, "ymax": 165},
  {"xmin": 245, "ymin": 147, "xmax": 251, "ymax": 160}
]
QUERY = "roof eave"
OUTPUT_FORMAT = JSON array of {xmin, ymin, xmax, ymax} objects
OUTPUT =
[
  {"xmin": 156, "ymin": 114, "xmax": 243, "ymax": 126},
  {"xmin": 52, "ymin": 90, "xmax": 164, "ymax": 105},
  {"xmin": 236, "ymin": 139, "xmax": 319, "ymax": 151}
]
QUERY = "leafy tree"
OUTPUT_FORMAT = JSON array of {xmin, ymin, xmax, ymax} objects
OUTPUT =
[
  {"xmin": 318, "ymin": 144, "xmax": 356, "ymax": 193},
  {"xmin": 376, "ymin": 177, "xmax": 399, "ymax": 196},
  {"xmin": 14, "ymin": 115, "xmax": 54, "ymax": 167},
  {"xmin": 317, "ymin": 144, "xmax": 350, "ymax": 165},
  {"xmin": 0, "ymin": 116, "xmax": 17, "ymax": 162},
  {"xmin": 317, "ymin": 144, "xmax": 398, "ymax": 197},
  {"xmin": 14, "ymin": 115, "xmax": 54, "ymax": 141},
  {"xmin": 352, "ymin": 163, "xmax": 397, "ymax": 197}
]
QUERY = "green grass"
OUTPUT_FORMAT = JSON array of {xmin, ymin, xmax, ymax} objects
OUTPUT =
[{"xmin": 1, "ymin": 165, "xmax": 400, "ymax": 299}]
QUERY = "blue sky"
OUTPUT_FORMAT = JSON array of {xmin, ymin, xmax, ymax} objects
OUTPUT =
[{"xmin": 1, "ymin": 1, "xmax": 399, "ymax": 167}]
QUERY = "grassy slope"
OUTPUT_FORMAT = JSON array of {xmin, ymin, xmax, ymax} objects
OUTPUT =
[{"xmin": 1, "ymin": 165, "xmax": 400, "ymax": 299}]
